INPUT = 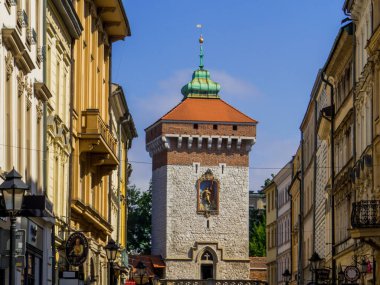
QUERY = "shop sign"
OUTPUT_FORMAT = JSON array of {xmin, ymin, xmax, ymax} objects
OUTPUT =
[
  {"xmin": 344, "ymin": 265, "xmax": 360, "ymax": 282},
  {"xmin": 65, "ymin": 232, "xmax": 89, "ymax": 266},
  {"xmin": 315, "ymin": 268, "xmax": 330, "ymax": 281}
]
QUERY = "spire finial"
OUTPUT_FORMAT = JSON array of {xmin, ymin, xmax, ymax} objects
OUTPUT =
[{"xmin": 197, "ymin": 24, "xmax": 204, "ymax": 69}]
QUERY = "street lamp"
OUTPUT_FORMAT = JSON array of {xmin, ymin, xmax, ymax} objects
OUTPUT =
[
  {"xmin": 105, "ymin": 239, "xmax": 120, "ymax": 285},
  {"xmin": 309, "ymin": 251, "xmax": 322, "ymax": 284},
  {"xmin": 282, "ymin": 269, "xmax": 291, "ymax": 285},
  {"xmin": 0, "ymin": 168, "xmax": 29, "ymax": 285},
  {"xmin": 136, "ymin": 261, "xmax": 146, "ymax": 285}
]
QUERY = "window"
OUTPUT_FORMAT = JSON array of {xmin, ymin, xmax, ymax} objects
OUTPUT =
[
  {"xmin": 213, "ymin": 124, "xmax": 217, "ymax": 130},
  {"xmin": 233, "ymin": 125, "xmax": 238, "ymax": 131},
  {"xmin": 194, "ymin": 123, "xmax": 198, "ymax": 129}
]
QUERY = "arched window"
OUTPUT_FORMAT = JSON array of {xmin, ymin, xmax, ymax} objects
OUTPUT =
[{"xmin": 199, "ymin": 248, "xmax": 217, "ymax": 280}]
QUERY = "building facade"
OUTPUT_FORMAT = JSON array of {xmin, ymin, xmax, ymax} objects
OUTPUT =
[
  {"xmin": 69, "ymin": 0, "xmax": 131, "ymax": 283},
  {"xmin": 146, "ymin": 39, "xmax": 257, "ymax": 280},
  {"xmin": 110, "ymin": 83, "xmax": 137, "ymax": 283},
  {"xmin": 264, "ymin": 181, "xmax": 277, "ymax": 285},
  {"xmin": 274, "ymin": 161, "xmax": 292, "ymax": 285},
  {"xmin": 0, "ymin": 0, "xmax": 52, "ymax": 283}
]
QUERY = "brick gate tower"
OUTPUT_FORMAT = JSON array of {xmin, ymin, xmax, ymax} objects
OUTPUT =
[{"xmin": 145, "ymin": 36, "xmax": 257, "ymax": 280}]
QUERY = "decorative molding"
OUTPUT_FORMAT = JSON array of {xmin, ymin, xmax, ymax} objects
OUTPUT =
[
  {"xmin": 5, "ymin": 51, "xmax": 13, "ymax": 80},
  {"xmin": 17, "ymin": 71, "xmax": 26, "ymax": 97},
  {"xmin": 146, "ymin": 134, "xmax": 256, "ymax": 156},
  {"xmin": 26, "ymin": 81, "xmax": 33, "ymax": 110},
  {"xmin": 36, "ymin": 101, "xmax": 43, "ymax": 122},
  {"xmin": 2, "ymin": 28, "xmax": 35, "ymax": 74}
]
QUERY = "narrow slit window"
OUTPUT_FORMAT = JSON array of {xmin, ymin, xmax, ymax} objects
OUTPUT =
[{"xmin": 207, "ymin": 220, "xmax": 210, "ymax": 228}]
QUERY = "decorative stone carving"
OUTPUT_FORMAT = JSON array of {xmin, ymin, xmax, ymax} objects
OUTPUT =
[
  {"xmin": 36, "ymin": 101, "xmax": 43, "ymax": 122},
  {"xmin": 17, "ymin": 71, "xmax": 26, "ymax": 97},
  {"xmin": 5, "ymin": 51, "xmax": 13, "ymax": 80},
  {"xmin": 26, "ymin": 81, "xmax": 33, "ymax": 110}
]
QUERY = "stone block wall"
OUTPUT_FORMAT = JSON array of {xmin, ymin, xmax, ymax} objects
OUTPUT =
[{"xmin": 152, "ymin": 164, "xmax": 250, "ymax": 279}]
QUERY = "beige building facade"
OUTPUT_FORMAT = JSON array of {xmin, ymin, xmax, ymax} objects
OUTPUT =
[{"xmin": 264, "ymin": 181, "xmax": 277, "ymax": 285}]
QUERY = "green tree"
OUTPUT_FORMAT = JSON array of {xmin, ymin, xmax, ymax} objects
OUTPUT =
[
  {"xmin": 127, "ymin": 183, "xmax": 152, "ymax": 254},
  {"xmin": 249, "ymin": 208, "xmax": 266, "ymax": 256}
]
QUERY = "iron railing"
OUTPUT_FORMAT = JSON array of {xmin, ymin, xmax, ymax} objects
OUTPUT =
[{"xmin": 351, "ymin": 200, "xmax": 380, "ymax": 228}]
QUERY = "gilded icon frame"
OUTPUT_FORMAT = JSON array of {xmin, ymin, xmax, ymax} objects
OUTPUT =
[{"xmin": 197, "ymin": 169, "xmax": 220, "ymax": 216}]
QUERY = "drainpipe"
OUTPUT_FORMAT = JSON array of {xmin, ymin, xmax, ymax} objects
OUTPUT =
[
  {"xmin": 42, "ymin": 0, "xmax": 48, "ymax": 198},
  {"xmin": 41, "ymin": 1, "xmax": 56, "ymax": 284},
  {"xmin": 298, "ymin": 134, "xmax": 304, "ymax": 285},
  {"xmin": 287, "ymin": 165, "xmax": 294, "ymax": 281},
  {"xmin": 108, "ymin": 44, "xmax": 113, "ymax": 226},
  {"xmin": 68, "ymin": 38, "xmax": 75, "ymax": 234},
  {"xmin": 117, "ymin": 121, "xmax": 122, "ymax": 244},
  {"xmin": 321, "ymin": 73, "xmax": 335, "ymax": 285},
  {"xmin": 312, "ymin": 97, "xmax": 318, "ymax": 253}
]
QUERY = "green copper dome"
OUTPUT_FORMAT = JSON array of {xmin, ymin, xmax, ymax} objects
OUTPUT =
[{"xmin": 181, "ymin": 39, "xmax": 221, "ymax": 99}]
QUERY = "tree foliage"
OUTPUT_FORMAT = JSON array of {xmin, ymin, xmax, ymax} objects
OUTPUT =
[
  {"xmin": 127, "ymin": 183, "xmax": 152, "ymax": 254},
  {"xmin": 249, "ymin": 208, "xmax": 266, "ymax": 256}
]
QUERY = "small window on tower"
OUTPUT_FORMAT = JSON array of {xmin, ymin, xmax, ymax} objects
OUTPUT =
[
  {"xmin": 213, "ymin": 124, "xmax": 218, "ymax": 130},
  {"xmin": 233, "ymin": 125, "xmax": 238, "ymax": 131},
  {"xmin": 194, "ymin": 123, "xmax": 199, "ymax": 129}
]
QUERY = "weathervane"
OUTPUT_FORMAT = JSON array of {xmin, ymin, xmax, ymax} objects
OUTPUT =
[{"xmin": 196, "ymin": 24, "xmax": 204, "ymax": 69}]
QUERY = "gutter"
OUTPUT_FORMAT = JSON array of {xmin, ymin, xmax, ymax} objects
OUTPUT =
[
  {"xmin": 321, "ymin": 73, "xmax": 336, "ymax": 285},
  {"xmin": 298, "ymin": 134, "xmax": 304, "ymax": 285},
  {"xmin": 312, "ymin": 96, "xmax": 317, "ymax": 253},
  {"xmin": 287, "ymin": 161, "xmax": 295, "ymax": 282}
]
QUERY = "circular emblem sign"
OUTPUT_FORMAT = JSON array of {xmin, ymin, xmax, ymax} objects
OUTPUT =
[
  {"xmin": 65, "ymin": 232, "xmax": 89, "ymax": 266},
  {"xmin": 344, "ymin": 265, "xmax": 360, "ymax": 282}
]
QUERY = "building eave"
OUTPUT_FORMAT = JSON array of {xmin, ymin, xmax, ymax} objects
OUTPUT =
[{"xmin": 52, "ymin": 0, "xmax": 83, "ymax": 39}]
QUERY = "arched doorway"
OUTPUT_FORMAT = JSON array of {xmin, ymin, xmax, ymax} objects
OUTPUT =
[{"xmin": 199, "ymin": 249, "xmax": 216, "ymax": 280}]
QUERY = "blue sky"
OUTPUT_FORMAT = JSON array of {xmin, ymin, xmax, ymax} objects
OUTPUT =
[{"xmin": 113, "ymin": 1, "xmax": 345, "ymax": 191}]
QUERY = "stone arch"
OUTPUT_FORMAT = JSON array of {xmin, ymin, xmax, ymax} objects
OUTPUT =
[{"xmin": 196, "ymin": 247, "xmax": 218, "ymax": 280}]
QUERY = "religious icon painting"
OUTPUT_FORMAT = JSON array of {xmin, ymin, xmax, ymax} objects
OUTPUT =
[{"xmin": 197, "ymin": 169, "xmax": 219, "ymax": 216}]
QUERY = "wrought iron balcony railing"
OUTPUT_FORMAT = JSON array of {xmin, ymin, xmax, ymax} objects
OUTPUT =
[{"xmin": 351, "ymin": 200, "xmax": 380, "ymax": 228}]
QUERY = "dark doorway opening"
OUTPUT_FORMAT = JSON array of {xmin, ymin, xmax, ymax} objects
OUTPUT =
[{"xmin": 201, "ymin": 264, "xmax": 213, "ymax": 280}]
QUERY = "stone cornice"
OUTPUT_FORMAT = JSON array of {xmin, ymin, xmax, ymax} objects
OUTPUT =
[
  {"xmin": 2, "ymin": 28, "xmax": 35, "ymax": 74},
  {"xmin": 34, "ymin": 82, "xmax": 53, "ymax": 102},
  {"xmin": 146, "ymin": 134, "xmax": 256, "ymax": 157}
]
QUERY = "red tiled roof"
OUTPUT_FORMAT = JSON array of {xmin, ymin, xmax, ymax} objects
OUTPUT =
[
  {"xmin": 129, "ymin": 255, "xmax": 165, "ymax": 277},
  {"xmin": 161, "ymin": 98, "xmax": 257, "ymax": 124}
]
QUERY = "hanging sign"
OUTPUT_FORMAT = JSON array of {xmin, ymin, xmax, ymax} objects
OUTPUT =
[
  {"xmin": 65, "ymin": 232, "xmax": 89, "ymax": 266},
  {"xmin": 344, "ymin": 266, "xmax": 360, "ymax": 282}
]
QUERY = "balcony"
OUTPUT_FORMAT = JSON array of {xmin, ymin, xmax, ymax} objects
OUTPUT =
[
  {"xmin": 350, "ymin": 200, "xmax": 380, "ymax": 239},
  {"xmin": 79, "ymin": 109, "xmax": 118, "ymax": 166}
]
